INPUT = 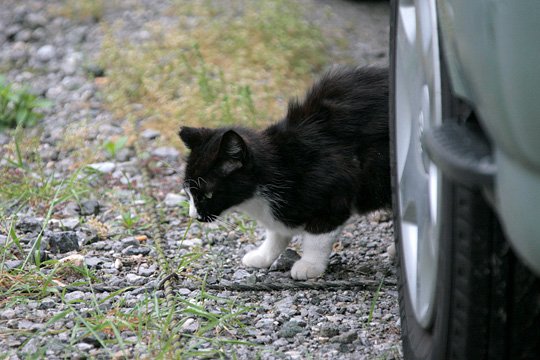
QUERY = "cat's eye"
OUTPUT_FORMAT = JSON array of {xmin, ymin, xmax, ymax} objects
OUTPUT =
[{"xmin": 204, "ymin": 192, "xmax": 213, "ymax": 199}]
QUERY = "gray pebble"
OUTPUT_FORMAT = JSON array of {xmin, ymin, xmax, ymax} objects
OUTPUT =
[
  {"xmin": 79, "ymin": 199, "xmax": 100, "ymax": 216},
  {"xmin": 333, "ymin": 330, "xmax": 358, "ymax": 344},
  {"xmin": 64, "ymin": 291, "xmax": 85, "ymax": 302},
  {"xmin": 125, "ymin": 273, "xmax": 146, "ymax": 286},
  {"xmin": 138, "ymin": 264, "xmax": 157, "ymax": 277},
  {"xmin": 15, "ymin": 29, "xmax": 32, "ymax": 42},
  {"xmin": 164, "ymin": 193, "xmax": 187, "ymax": 207},
  {"xmin": 255, "ymin": 318, "xmax": 274, "ymax": 329},
  {"xmin": 25, "ymin": 13, "xmax": 47, "ymax": 28},
  {"xmin": 76, "ymin": 342, "xmax": 94, "ymax": 352},
  {"xmin": 178, "ymin": 288, "xmax": 191, "ymax": 296},
  {"xmin": 122, "ymin": 246, "xmax": 150, "ymax": 256},
  {"xmin": 278, "ymin": 321, "xmax": 304, "ymax": 338},
  {"xmin": 84, "ymin": 256, "xmax": 103, "ymax": 268},
  {"xmin": 87, "ymin": 162, "xmax": 116, "ymax": 174},
  {"xmin": 152, "ymin": 146, "xmax": 179, "ymax": 159},
  {"xmin": 16, "ymin": 217, "xmax": 42, "ymax": 233},
  {"xmin": 270, "ymin": 249, "xmax": 301, "ymax": 272},
  {"xmin": 1, "ymin": 309, "xmax": 16, "ymax": 320},
  {"xmin": 42, "ymin": 231, "xmax": 80, "ymax": 254},
  {"xmin": 141, "ymin": 128, "xmax": 161, "ymax": 140},
  {"xmin": 6, "ymin": 24, "xmax": 22, "ymax": 40},
  {"xmin": 4, "ymin": 260, "xmax": 23, "ymax": 270},
  {"xmin": 36, "ymin": 44, "xmax": 56, "ymax": 62},
  {"xmin": 233, "ymin": 269, "xmax": 251, "ymax": 281},
  {"xmin": 320, "ymin": 324, "xmax": 340, "ymax": 338},
  {"xmin": 22, "ymin": 338, "xmax": 39, "ymax": 354},
  {"xmin": 39, "ymin": 298, "xmax": 56, "ymax": 310},
  {"xmin": 180, "ymin": 238, "xmax": 203, "ymax": 248}
]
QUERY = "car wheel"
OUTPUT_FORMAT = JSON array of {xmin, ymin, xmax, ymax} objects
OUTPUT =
[{"xmin": 389, "ymin": 0, "xmax": 540, "ymax": 359}]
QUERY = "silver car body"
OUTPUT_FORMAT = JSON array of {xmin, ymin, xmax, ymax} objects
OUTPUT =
[{"xmin": 437, "ymin": 0, "xmax": 540, "ymax": 274}]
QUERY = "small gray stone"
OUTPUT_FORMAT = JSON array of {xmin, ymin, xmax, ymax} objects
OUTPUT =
[
  {"xmin": 278, "ymin": 321, "xmax": 304, "ymax": 338},
  {"xmin": 0, "ymin": 132, "xmax": 10, "ymax": 145},
  {"xmin": 6, "ymin": 24, "xmax": 22, "ymax": 40},
  {"xmin": 31, "ymin": 27, "xmax": 46, "ymax": 41},
  {"xmin": 125, "ymin": 273, "xmax": 146, "ymax": 286},
  {"xmin": 45, "ymin": 85, "xmax": 63, "ymax": 99},
  {"xmin": 115, "ymin": 147, "xmax": 133, "ymax": 162},
  {"xmin": 178, "ymin": 288, "xmax": 191, "ymax": 296},
  {"xmin": 61, "ymin": 76, "xmax": 83, "ymax": 91},
  {"xmin": 333, "ymin": 330, "xmax": 358, "ymax": 344},
  {"xmin": 43, "ymin": 231, "xmax": 80, "ymax": 254},
  {"xmin": 15, "ymin": 28, "xmax": 31, "ymax": 42},
  {"xmin": 17, "ymin": 319, "xmax": 43, "ymax": 330},
  {"xmin": 39, "ymin": 298, "xmax": 56, "ymax": 310},
  {"xmin": 76, "ymin": 342, "xmax": 94, "ymax": 352},
  {"xmin": 84, "ymin": 256, "xmax": 103, "ymax": 268},
  {"xmin": 164, "ymin": 193, "xmax": 187, "ymax": 207},
  {"xmin": 180, "ymin": 318, "xmax": 199, "ymax": 333},
  {"xmin": 152, "ymin": 146, "xmax": 179, "ymax": 159},
  {"xmin": 22, "ymin": 338, "xmax": 39, "ymax": 354},
  {"xmin": 255, "ymin": 318, "xmax": 274, "ymax": 329},
  {"xmin": 270, "ymin": 249, "xmax": 301, "ymax": 271},
  {"xmin": 114, "ymin": 236, "xmax": 140, "ymax": 251},
  {"xmin": 36, "ymin": 44, "xmax": 56, "ymax": 62},
  {"xmin": 16, "ymin": 217, "xmax": 42, "ymax": 233},
  {"xmin": 60, "ymin": 218, "xmax": 80, "ymax": 230},
  {"xmin": 25, "ymin": 13, "xmax": 47, "ymax": 28},
  {"xmin": 320, "ymin": 324, "xmax": 340, "ymax": 338},
  {"xmin": 1, "ymin": 309, "xmax": 16, "ymax": 320},
  {"xmin": 64, "ymin": 291, "xmax": 85, "ymax": 302},
  {"xmin": 141, "ymin": 128, "xmax": 161, "ymax": 140},
  {"xmin": 138, "ymin": 264, "xmax": 157, "ymax": 277},
  {"xmin": 79, "ymin": 199, "xmax": 100, "ymax": 216},
  {"xmin": 4, "ymin": 260, "xmax": 23, "ymax": 270},
  {"xmin": 9, "ymin": 43, "xmax": 28, "ymax": 62},
  {"xmin": 122, "ymin": 246, "xmax": 150, "ymax": 256},
  {"xmin": 180, "ymin": 238, "xmax": 203, "ymax": 248},
  {"xmin": 87, "ymin": 162, "xmax": 116, "ymax": 174},
  {"xmin": 61, "ymin": 53, "xmax": 81, "ymax": 75},
  {"xmin": 233, "ymin": 269, "xmax": 251, "ymax": 281}
]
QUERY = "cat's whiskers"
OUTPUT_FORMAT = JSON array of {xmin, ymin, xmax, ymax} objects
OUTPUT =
[
  {"xmin": 196, "ymin": 177, "xmax": 207, "ymax": 188},
  {"xmin": 212, "ymin": 215, "xmax": 237, "ymax": 232}
]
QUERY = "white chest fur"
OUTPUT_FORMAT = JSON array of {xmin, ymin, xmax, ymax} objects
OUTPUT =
[{"xmin": 233, "ymin": 194, "xmax": 301, "ymax": 236}]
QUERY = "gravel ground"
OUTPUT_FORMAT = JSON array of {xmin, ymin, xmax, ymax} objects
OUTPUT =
[{"xmin": 0, "ymin": 0, "xmax": 401, "ymax": 359}]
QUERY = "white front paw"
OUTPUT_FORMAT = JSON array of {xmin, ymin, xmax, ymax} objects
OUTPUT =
[
  {"xmin": 242, "ymin": 249, "xmax": 274, "ymax": 269},
  {"xmin": 290, "ymin": 259, "xmax": 326, "ymax": 280}
]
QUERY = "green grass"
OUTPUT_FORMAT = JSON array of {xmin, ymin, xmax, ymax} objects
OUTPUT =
[
  {"xmin": 51, "ymin": 0, "xmax": 106, "ymax": 22},
  {"xmin": 100, "ymin": 0, "xmax": 328, "ymax": 146},
  {"xmin": 0, "ymin": 76, "xmax": 51, "ymax": 131},
  {"xmin": 0, "ymin": 129, "xmax": 92, "ymax": 216}
]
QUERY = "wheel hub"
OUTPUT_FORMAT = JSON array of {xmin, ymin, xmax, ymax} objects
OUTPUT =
[{"xmin": 395, "ymin": 0, "xmax": 442, "ymax": 329}]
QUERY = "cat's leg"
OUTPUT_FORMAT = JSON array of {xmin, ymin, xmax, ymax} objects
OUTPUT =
[
  {"xmin": 291, "ymin": 228, "xmax": 341, "ymax": 280},
  {"xmin": 242, "ymin": 229, "xmax": 291, "ymax": 268}
]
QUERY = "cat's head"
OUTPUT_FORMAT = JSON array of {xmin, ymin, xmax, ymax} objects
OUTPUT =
[{"xmin": 179, "ymin": 126, "xmax": 257, "ymax": 222}]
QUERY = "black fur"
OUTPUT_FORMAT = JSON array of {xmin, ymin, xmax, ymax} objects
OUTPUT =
[{"xmin": 180, "ymin": 66, "xmax": 390, "ymax": 233}]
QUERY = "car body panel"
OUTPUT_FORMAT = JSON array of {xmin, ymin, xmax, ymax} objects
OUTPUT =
[{"xmin": 436, "ymin": 0, "xmax": 540, "ymax": 275}]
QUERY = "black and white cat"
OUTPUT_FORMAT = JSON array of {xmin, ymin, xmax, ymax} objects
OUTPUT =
[{"xmin": 179, "ymin": 66, "xmax": 390, "ymax": 280}]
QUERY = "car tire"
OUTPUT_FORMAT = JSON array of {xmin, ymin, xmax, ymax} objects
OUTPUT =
[{"xmin": 389, "ymin": 0, "xmax": 540, "ymax": 359}]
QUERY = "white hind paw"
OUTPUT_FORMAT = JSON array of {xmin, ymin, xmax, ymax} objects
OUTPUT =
[
  {"xmin": 290, "ymin": 259, "xmax": 326, "ymax": 280},
  {"xmin": 242, "ymin": 249, "xmax": 274, "ymax": 269}
]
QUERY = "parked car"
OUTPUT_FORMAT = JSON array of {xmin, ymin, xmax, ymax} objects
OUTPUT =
[{"xmin": 389, "ymin": 0, "xmax": 540, "ymax": 358}]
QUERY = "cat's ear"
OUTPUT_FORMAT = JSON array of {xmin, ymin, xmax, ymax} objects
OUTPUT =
[
  {"xmin": 218, "ymin": 130, "xmax": 246, "ymax": 175},
  {"xmin": 220, "ymin": 130, "xmax": 246, "ymax": 159},
  {"xmin": 178, "ymin": 126, "xmax": 212, "ymax": 149}
]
